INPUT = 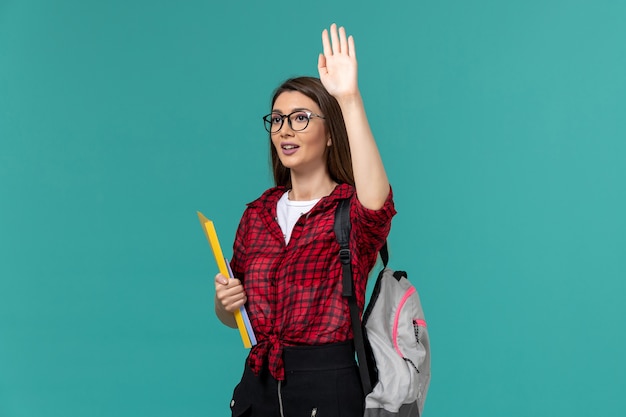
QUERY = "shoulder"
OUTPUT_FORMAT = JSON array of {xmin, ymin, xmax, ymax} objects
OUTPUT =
[
  {"xmin": 236, "ymin": 186, "xmax": 287, "ymax": 232},
  {"xmin": 246, "ymin": 186, "xmax": 288, "ymax": 209},
  {"xmin": 306, "ymin": 183, "xmax": 355, "ymax": 216},
  {"xmin": 332, "ymin": 183, "xmax": 356, "ymax": 200},
  {"xmin": 332, "ymin": 184, "xmax": 394, "ymax": 215}
]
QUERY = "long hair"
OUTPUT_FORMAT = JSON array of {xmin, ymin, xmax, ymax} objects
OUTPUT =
[{"xmin": 269, "ymin": 77, "xmax": 354, "ymax": 188}]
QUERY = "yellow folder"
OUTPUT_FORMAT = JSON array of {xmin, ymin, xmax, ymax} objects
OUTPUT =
[{"xmin": 197, "ymin": 212, "xmax": 252, "ymax": 348}]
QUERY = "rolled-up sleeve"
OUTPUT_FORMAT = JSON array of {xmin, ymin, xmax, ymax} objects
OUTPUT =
[{"xmin": 350, "ymin": 186, "xmax": 396, "ymax": 259}]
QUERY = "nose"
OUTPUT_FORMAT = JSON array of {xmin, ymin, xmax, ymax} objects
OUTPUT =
[{"xmin": 279, "ymin": 116, "xmax": 295, "ymax": 136}]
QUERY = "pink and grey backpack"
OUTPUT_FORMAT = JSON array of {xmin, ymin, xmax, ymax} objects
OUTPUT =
[{"xmin": 335, "ymin": 199, "xmax": 431, "ymax": 417}]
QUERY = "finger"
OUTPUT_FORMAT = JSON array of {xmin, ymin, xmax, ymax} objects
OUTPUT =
[
  {"xmin": 317, "ymin": 53, "xmax": 327, "ymax": 75},
  {"xmin": 215, "ymin": 273, "xmax": 228, "ymax": 286},
  {"xmin": 339, "ymin": 26, "xmax": 348, "ymax": 56},
  {"xmin": 217, "ymin": 286, "xmax": 245, "ymax": 304},
  {"xmin": 321, "ymin": 28, "xmax": 332, "ymax": 57},
  {"xmin": 227, "ymin": 278, "xmax": 242, "ymax": 288},
  {"xmin": 225, "ymin": 296, "xmax": 247, "ymax": 312},
  {"xmin": 330, "ymin": 23, "xmax": 340, "ymax": 54},
  {"xmin": 221, "ymin": 290, "xmax": 245, "ymax": 304},
  {"xmin": 221, "ymin": 291, "xmax": 247, "ymax": 311},
  {"xmin": 221, "ymin": 282, "xmax": 244, "ymax": 297},
  {"xmin": 348, "ymin": 35, "xmax": 356, "ymax": 59}
]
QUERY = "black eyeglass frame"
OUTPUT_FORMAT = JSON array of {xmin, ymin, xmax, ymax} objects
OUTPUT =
[{"xmin": 262, "ymin": 110, "xmax": 326, "ymax": 133}]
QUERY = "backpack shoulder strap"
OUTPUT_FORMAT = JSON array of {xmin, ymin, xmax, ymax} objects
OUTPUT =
[
  {"xmin": 334, "ymin": 198, "xmax": 373, "ymax": 394},
  {"xmin": 334, "ymin": 198, "xmax": 353, "ymax": 297}
]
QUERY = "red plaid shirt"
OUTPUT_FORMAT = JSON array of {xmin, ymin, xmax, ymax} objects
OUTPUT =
[{"xmin": 230, "ymin": 183, "xmax": 395, "ymax": 380}]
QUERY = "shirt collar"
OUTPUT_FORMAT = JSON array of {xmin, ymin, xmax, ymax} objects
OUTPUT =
[{"xmin": 247, "ymin": 183, "xmax": 354, "ymax": 210}]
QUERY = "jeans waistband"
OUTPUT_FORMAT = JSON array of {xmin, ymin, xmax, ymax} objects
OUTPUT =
[{"xmin": 283, "ymin": 340, "xmax": 356, "ymax": 372}]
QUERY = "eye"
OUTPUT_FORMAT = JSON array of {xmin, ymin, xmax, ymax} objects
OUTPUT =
[
  {"xmin": 270, "ymin": 114, "xmax": 283, "ymax": 124},
  {"xmin": 293, "ymin": 112, "xmax": 310, "ymax": 122}
]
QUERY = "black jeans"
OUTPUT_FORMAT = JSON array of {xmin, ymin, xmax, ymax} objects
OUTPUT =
[{"xmin": 230, "ymin": 340, "xmax": 364, "ymax": 417}]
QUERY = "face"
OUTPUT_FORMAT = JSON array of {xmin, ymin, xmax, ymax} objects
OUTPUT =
[{"xmin": 270, "ymin": 91, "xmax": 332, "ymax": 177}]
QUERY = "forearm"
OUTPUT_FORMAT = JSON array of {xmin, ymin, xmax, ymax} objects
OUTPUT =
[{"xmin": 337, "ymin": 93, "xmax": 390, "ymax": 210}]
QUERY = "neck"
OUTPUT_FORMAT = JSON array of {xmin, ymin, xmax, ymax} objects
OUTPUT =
[{"xmin": 289, "ymin": 171, "xmax": 337, "ymax": 201}]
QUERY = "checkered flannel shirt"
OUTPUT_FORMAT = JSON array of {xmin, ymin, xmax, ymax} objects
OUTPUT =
[{"xmin": 230, "ymin": 183, "xmax": 396, "ymax": 380}]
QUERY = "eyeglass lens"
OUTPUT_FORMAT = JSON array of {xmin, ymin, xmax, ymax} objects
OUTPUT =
[{"xmin": 265, "ymin": 111, "xmax": 311, "ymax": 133}]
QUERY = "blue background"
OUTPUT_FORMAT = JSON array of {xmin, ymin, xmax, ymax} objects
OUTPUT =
[{"xmin": 1, "ymin": 0, "xmax": 625, "ymax": 416}]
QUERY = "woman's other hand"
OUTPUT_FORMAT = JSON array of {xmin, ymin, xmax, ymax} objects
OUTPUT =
[{"xmin": 214, "ymin": 273, "xmax": 247, "ymax": 314}]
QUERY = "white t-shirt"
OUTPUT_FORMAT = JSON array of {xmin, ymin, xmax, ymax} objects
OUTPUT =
[{"xmin": 276, "ymin": 191, "xmax": 320, "ymax": 244}]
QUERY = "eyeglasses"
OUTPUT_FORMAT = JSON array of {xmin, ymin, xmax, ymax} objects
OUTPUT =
[{"xmin": 262, "ymin": 110, "xmax": 325, "ymax": 133}]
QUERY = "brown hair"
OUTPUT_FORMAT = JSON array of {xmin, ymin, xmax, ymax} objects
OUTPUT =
[{"xmin": 269, "ymin": 77, "xmax": 354, "ymax": 188}]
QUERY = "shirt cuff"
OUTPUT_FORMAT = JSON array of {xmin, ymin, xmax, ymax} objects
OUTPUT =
[{"xmin": 351, "ymin": 186, "xmax": 396, "ymax": 228}]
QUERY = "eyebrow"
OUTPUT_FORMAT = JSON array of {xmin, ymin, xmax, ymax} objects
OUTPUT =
[{"xmin": 271, "ymin": 107, "xmax": 313, "ymax": 114}]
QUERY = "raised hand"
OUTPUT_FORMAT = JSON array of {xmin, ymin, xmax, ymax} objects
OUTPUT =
[
  {"xmin": 317, "ymin": 24, "xmax": 390, "ymax": 211},
  {"xmin": 318, "ymin": 23, "xmax": 359, "ymax": 100}
]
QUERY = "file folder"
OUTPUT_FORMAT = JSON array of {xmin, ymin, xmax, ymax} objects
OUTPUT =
[{"xmin": 197, "ymin": 212, "xmax": 256, "ymax": 348}]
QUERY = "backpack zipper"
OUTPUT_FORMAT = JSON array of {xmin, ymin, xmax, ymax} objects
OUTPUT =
[{"xmin": 393, "ymin": 286, "xmax": 417, "ymax": 357}]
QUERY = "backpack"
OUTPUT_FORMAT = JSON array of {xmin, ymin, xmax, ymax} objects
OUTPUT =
[{"xmin": 334, "ymin": 199, "xmax": 431, "ymax": 417}]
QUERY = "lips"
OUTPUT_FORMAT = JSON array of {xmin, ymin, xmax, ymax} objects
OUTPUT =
[{"xmin": 280, "ymin": 142, "xmax": 299, "ymax": 155}]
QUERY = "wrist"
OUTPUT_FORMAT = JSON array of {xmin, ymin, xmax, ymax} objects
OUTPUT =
[{"xmin": 335, "ymin": 91, "xmax": 363, "ymax": 108}]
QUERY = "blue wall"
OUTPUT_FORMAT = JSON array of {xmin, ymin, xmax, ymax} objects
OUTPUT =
[{"xmin": 1, "ymin": 1, "xmax": 625, "ymax": 416}]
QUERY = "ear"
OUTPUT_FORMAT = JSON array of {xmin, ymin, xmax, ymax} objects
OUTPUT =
[{"xmin": 327, "ymin": 137, "xmax": 332, "ymax": 147}]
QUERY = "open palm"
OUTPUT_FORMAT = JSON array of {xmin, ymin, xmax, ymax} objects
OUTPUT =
[{"xmin": 318, "ymin": 23, "xmax": 359, "ymax": 99}]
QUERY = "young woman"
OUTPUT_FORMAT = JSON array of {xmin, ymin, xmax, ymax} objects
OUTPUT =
[{"xmin": 214, "ymin": 23, "xmax": 396, "ymax": 417}]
